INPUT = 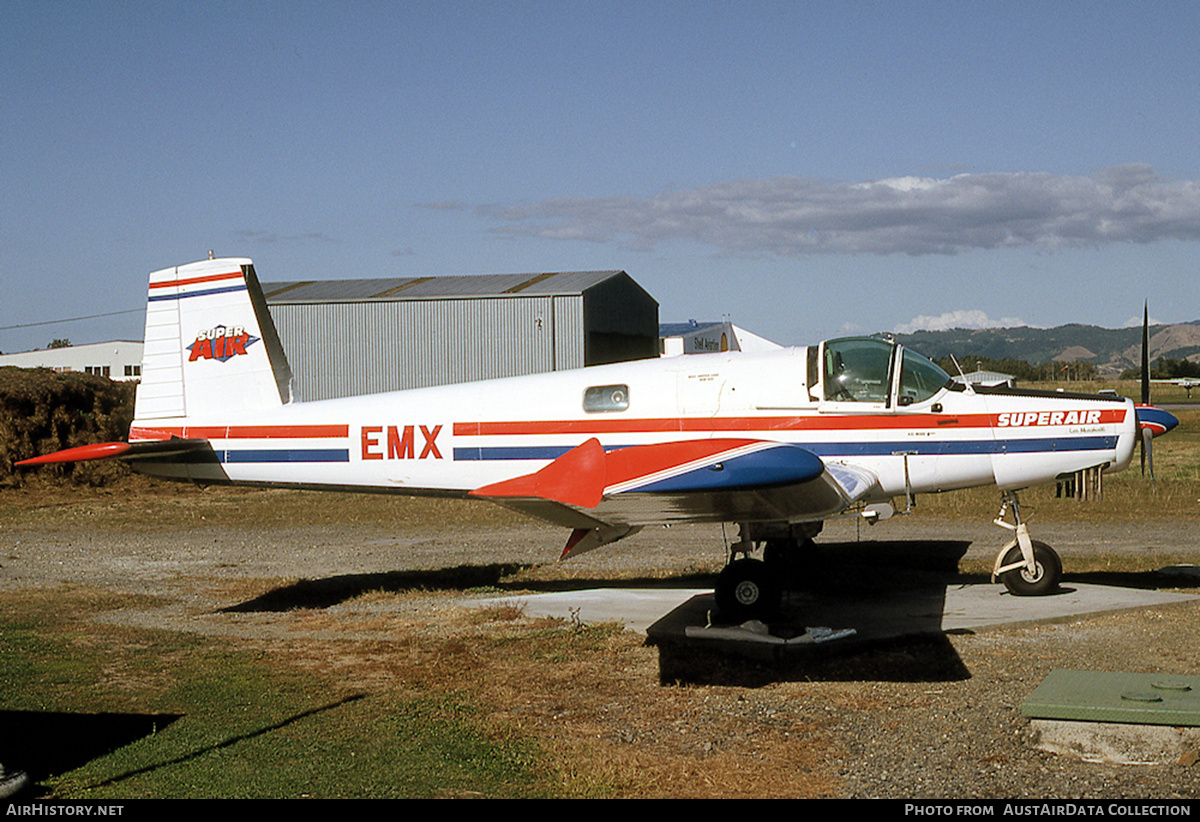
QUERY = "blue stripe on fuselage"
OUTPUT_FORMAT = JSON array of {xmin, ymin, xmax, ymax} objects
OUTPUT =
[{"xmin": 219, "ymin": 449, "xmax": 350, "ymax": 463}]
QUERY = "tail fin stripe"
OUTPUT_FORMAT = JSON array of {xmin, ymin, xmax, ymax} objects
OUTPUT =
[
  {"xmin": 149, "ymin": 270, "xmax": 244, "ymax": 290},
  {"xmin": 148, "ymin": 283, "xmax": 248, "ymax": 303}
]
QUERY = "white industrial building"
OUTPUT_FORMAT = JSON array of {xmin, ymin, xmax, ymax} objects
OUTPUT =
[{"xmin": 0, "ymin": 341, "xmax": 144, "ymax": 380}]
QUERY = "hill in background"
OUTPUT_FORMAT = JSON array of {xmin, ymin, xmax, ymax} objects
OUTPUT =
[{"xmin": 889, "ymin": 320, "xmax": 1200, "ymax": 376}]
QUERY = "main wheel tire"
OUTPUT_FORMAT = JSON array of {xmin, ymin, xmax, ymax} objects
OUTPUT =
[
  {"xmin": 999, "ymin": 540, "xmax": 1062, "ymax": 596},
  {"xmin": 715, "ymin": 558, "xmax": 782, "ymax": 621}
]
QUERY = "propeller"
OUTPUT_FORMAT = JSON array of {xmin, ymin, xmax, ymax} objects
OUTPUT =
[
  {"xmin": 1141, "ymin": 301, "xmax": 1151, "ymax": 477},
  {"xmin": 1135, "ymin": 302, "xmax": 1180, "ymax": 479}
]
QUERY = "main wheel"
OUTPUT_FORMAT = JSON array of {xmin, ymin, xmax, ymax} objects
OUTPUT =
[
  {"xmin": 715, "ymin": 558, "xmax": 781, "ymax": 621},
  {"xmin": 998, "ymin": 540, "xmax": 1062, "ymax": 596}
]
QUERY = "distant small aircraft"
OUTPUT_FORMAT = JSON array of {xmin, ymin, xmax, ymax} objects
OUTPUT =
[
  {"xmin": 1151, "ymin": 377, "xmax": 1200, "ymax": 400},
  {"xmin": 19, "ymin": 259, "xmax": 1180, "ymax": 620}
]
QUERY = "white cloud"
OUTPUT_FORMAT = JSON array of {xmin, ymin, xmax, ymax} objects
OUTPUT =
[
  {"xmin": 893, "ymin": 310, "xmax": 1028, "ymax": 335},
  {"xmin": 473, "ymin": 164, "xmax": 1200, "ymax": 257}
]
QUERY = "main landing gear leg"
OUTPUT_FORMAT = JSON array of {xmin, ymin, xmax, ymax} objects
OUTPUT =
[
  {"xmin": 713, "ymin": 524, "xmax": 782, "ymax": 622},
  {"xmin": 990, "ymin": 492, "xmax": 1062, "ymax": 596}
]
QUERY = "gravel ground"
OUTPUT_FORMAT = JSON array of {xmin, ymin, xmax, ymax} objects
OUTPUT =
[{"xmin": 3, "ymin": 485, "xmax": 1200, "ymax": 799}]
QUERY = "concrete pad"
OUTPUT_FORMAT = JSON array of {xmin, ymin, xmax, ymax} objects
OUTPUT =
[
  {"xmin": 470, "ymin": 587, "xmax": 712, "ymax": 634},
  {"xmin": 468, "ymin": 581, "xmax": 1199, "ymax": 641}
]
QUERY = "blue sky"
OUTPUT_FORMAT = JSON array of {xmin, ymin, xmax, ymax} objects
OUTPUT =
[{"xmin": 3, "ymin": 1, "xmax": 1199, "ymax": 355}]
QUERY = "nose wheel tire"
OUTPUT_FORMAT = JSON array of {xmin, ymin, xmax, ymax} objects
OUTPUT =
[
  {"xmin": 715, "ymin": 558, "xmax": 781, "ymax": 621},
  {"xmin": 998, "ymin": 540, "xmax": 1062, "ymax": 596}
]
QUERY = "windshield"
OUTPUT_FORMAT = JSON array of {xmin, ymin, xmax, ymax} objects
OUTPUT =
[
  {"xmin": 897, "ymin": 348, "xmax": 953, "ymax": 405},
  {"xmin": 823, "ymin": 338, "xmax": 894, "ymax": 403}
]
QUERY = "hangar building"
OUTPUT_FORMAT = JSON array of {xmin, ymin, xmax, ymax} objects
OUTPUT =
[{"xmin": 261, "ymin": 271, "xmax": 659, "ymax": 401}]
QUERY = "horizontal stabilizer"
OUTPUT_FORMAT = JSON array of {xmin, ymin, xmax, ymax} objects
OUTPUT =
[{"xmin": 16, "ymin": 438, "xmax": 211, "ymax": 467}]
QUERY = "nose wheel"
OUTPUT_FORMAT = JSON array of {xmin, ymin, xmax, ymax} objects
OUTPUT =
[{"xmin": 991, "ymin": 493, "xmax": 1062, "ymax": 596}]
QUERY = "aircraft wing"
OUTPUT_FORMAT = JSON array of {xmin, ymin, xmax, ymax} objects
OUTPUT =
[{"xmin": 469, "ymin": 438, "xmax": 878, "ymax": 557}]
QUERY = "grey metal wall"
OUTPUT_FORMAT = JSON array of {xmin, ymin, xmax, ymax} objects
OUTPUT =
[{"xmin": 269, "ymin": 295, "xmax": 587, "ymax": 401}]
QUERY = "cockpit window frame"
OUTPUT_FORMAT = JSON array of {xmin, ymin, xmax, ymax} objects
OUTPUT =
[
  {"xmin": 896, "ymin": 347, "xmax": 954, "ymax": 407},
  {"xmin": 820, "ymin": 337, "xmax": 898, "ymax": 407}
]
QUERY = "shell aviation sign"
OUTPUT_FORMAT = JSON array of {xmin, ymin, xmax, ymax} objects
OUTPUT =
[{"xmin": 187, "ymin": 324, "xmax": 260, "ymax": 362}]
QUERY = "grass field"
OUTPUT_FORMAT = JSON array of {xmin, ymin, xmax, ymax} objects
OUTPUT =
[{"xmin": 0, "ymin": 587, "xmax": 576, "ymax": 799}]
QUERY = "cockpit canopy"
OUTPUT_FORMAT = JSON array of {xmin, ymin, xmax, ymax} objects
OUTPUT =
[{"xmin": 820, "ymin": 337, "xmax": 952, "ymax": 407}]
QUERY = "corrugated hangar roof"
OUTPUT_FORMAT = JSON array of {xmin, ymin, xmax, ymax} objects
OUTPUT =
[{"xmin": 262, "ymin": 271, "xmax": 629, "ymax": 303}]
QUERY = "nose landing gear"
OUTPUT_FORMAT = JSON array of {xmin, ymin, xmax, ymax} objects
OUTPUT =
[{"xmin": 991, "ymin": 492, "xmax": 1062, "ymax": 596}]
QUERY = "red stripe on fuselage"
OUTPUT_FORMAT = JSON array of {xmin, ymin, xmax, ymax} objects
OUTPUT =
[
  {"xmin": 455, "ymin": 413, "xmax": 995, "ymax": 437},
  {"xmin": 131, "ymin": 424, "xmax": 349, "ymax": 441},
  {"xmin": 454, "ymin": 409, "xmax": 1128, "ymax": 437}
]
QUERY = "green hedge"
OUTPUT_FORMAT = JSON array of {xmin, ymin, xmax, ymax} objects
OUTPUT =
[{"xmin": 0, "ymin": 367, "xmax": 137, "ymax": 487}]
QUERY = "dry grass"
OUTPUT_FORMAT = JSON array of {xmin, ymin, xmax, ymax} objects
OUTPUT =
[{"xmin": 188, "ymin": 598, "xmax": 845, "ymax": 798}]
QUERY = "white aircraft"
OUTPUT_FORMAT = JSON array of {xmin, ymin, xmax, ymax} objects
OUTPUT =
[
  {"xmin": 1152, "ymin": 378, "xmax": 1200, "ymax": 400},
  {"xmin": 18, "ymin": 258, "xmax": 1180, "ymax": 620}
]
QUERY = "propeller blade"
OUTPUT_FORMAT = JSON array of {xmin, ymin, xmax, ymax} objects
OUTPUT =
[
  {"xmin": 1142, "ymin": 426, "xmax": 1154, "ymax": 479},
  {"xmin": 1141, "ymin": 301, "xmax": 1150, "ymax": 405}
]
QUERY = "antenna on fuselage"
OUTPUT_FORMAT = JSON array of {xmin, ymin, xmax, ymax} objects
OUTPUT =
[{"xmin": 950, "ymin": 354, "xmax": 975, "ymax": 394}]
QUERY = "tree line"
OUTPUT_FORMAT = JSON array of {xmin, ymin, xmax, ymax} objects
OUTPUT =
[
  {"xmin": 1119, "ymin": 356, "xmax": 1200, "ymax": 380},
  {"xmin": 934, "ymin": 356, "xmax": 1098, "ymax": 383}
]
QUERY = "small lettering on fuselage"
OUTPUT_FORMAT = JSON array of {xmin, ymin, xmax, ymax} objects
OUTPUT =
[
  {"xmin": 996, "ymin": 410, "xmax": 1103, "ymax": 427},
  {"xmin": 361, "ymin": 425, "xmax": 443, "ymax": 460}
]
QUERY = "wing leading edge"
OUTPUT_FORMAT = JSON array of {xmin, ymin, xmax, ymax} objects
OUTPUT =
[{"xmin": 470, "ymin": 438, "xmax": 878, "ymax": 557}]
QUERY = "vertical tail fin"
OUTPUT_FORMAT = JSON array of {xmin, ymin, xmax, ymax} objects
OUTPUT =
[{"xmin": 134, "ymin": 258, "xmax": 292, "ymax": 425}]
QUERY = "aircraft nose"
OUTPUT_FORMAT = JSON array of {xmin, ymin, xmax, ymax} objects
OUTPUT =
[{"xmin": 1135, "ymin": 404, "xmax": 1180, "ymax": 437}]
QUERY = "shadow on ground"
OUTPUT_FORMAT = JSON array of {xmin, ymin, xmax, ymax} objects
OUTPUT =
[{"xmin": 0, "ymin": 709, "xmax": 181, "ymax": 794}]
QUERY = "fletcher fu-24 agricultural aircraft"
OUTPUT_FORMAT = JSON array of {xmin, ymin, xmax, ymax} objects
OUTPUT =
[{"xmin": 19, "ymin": 258, "xmax": 1180, "ymax": 620}]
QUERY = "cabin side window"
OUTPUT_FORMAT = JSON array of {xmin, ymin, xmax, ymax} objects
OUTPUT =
[
  {"xmin": 822, "ymin": 338, "xmax": 894, "ymax": 403},
  {"xmin": 583, "ymin": 384, "xmax": 629, "ymax": 413},
  {"xmin": 897, "ymin": 348, "xmax": 953, "ymax": 406}
]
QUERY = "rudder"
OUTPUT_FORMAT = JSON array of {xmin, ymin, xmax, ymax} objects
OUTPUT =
[{"xmin": 134, "ymin": 258, "xmax": 293, "ymax": 424}]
